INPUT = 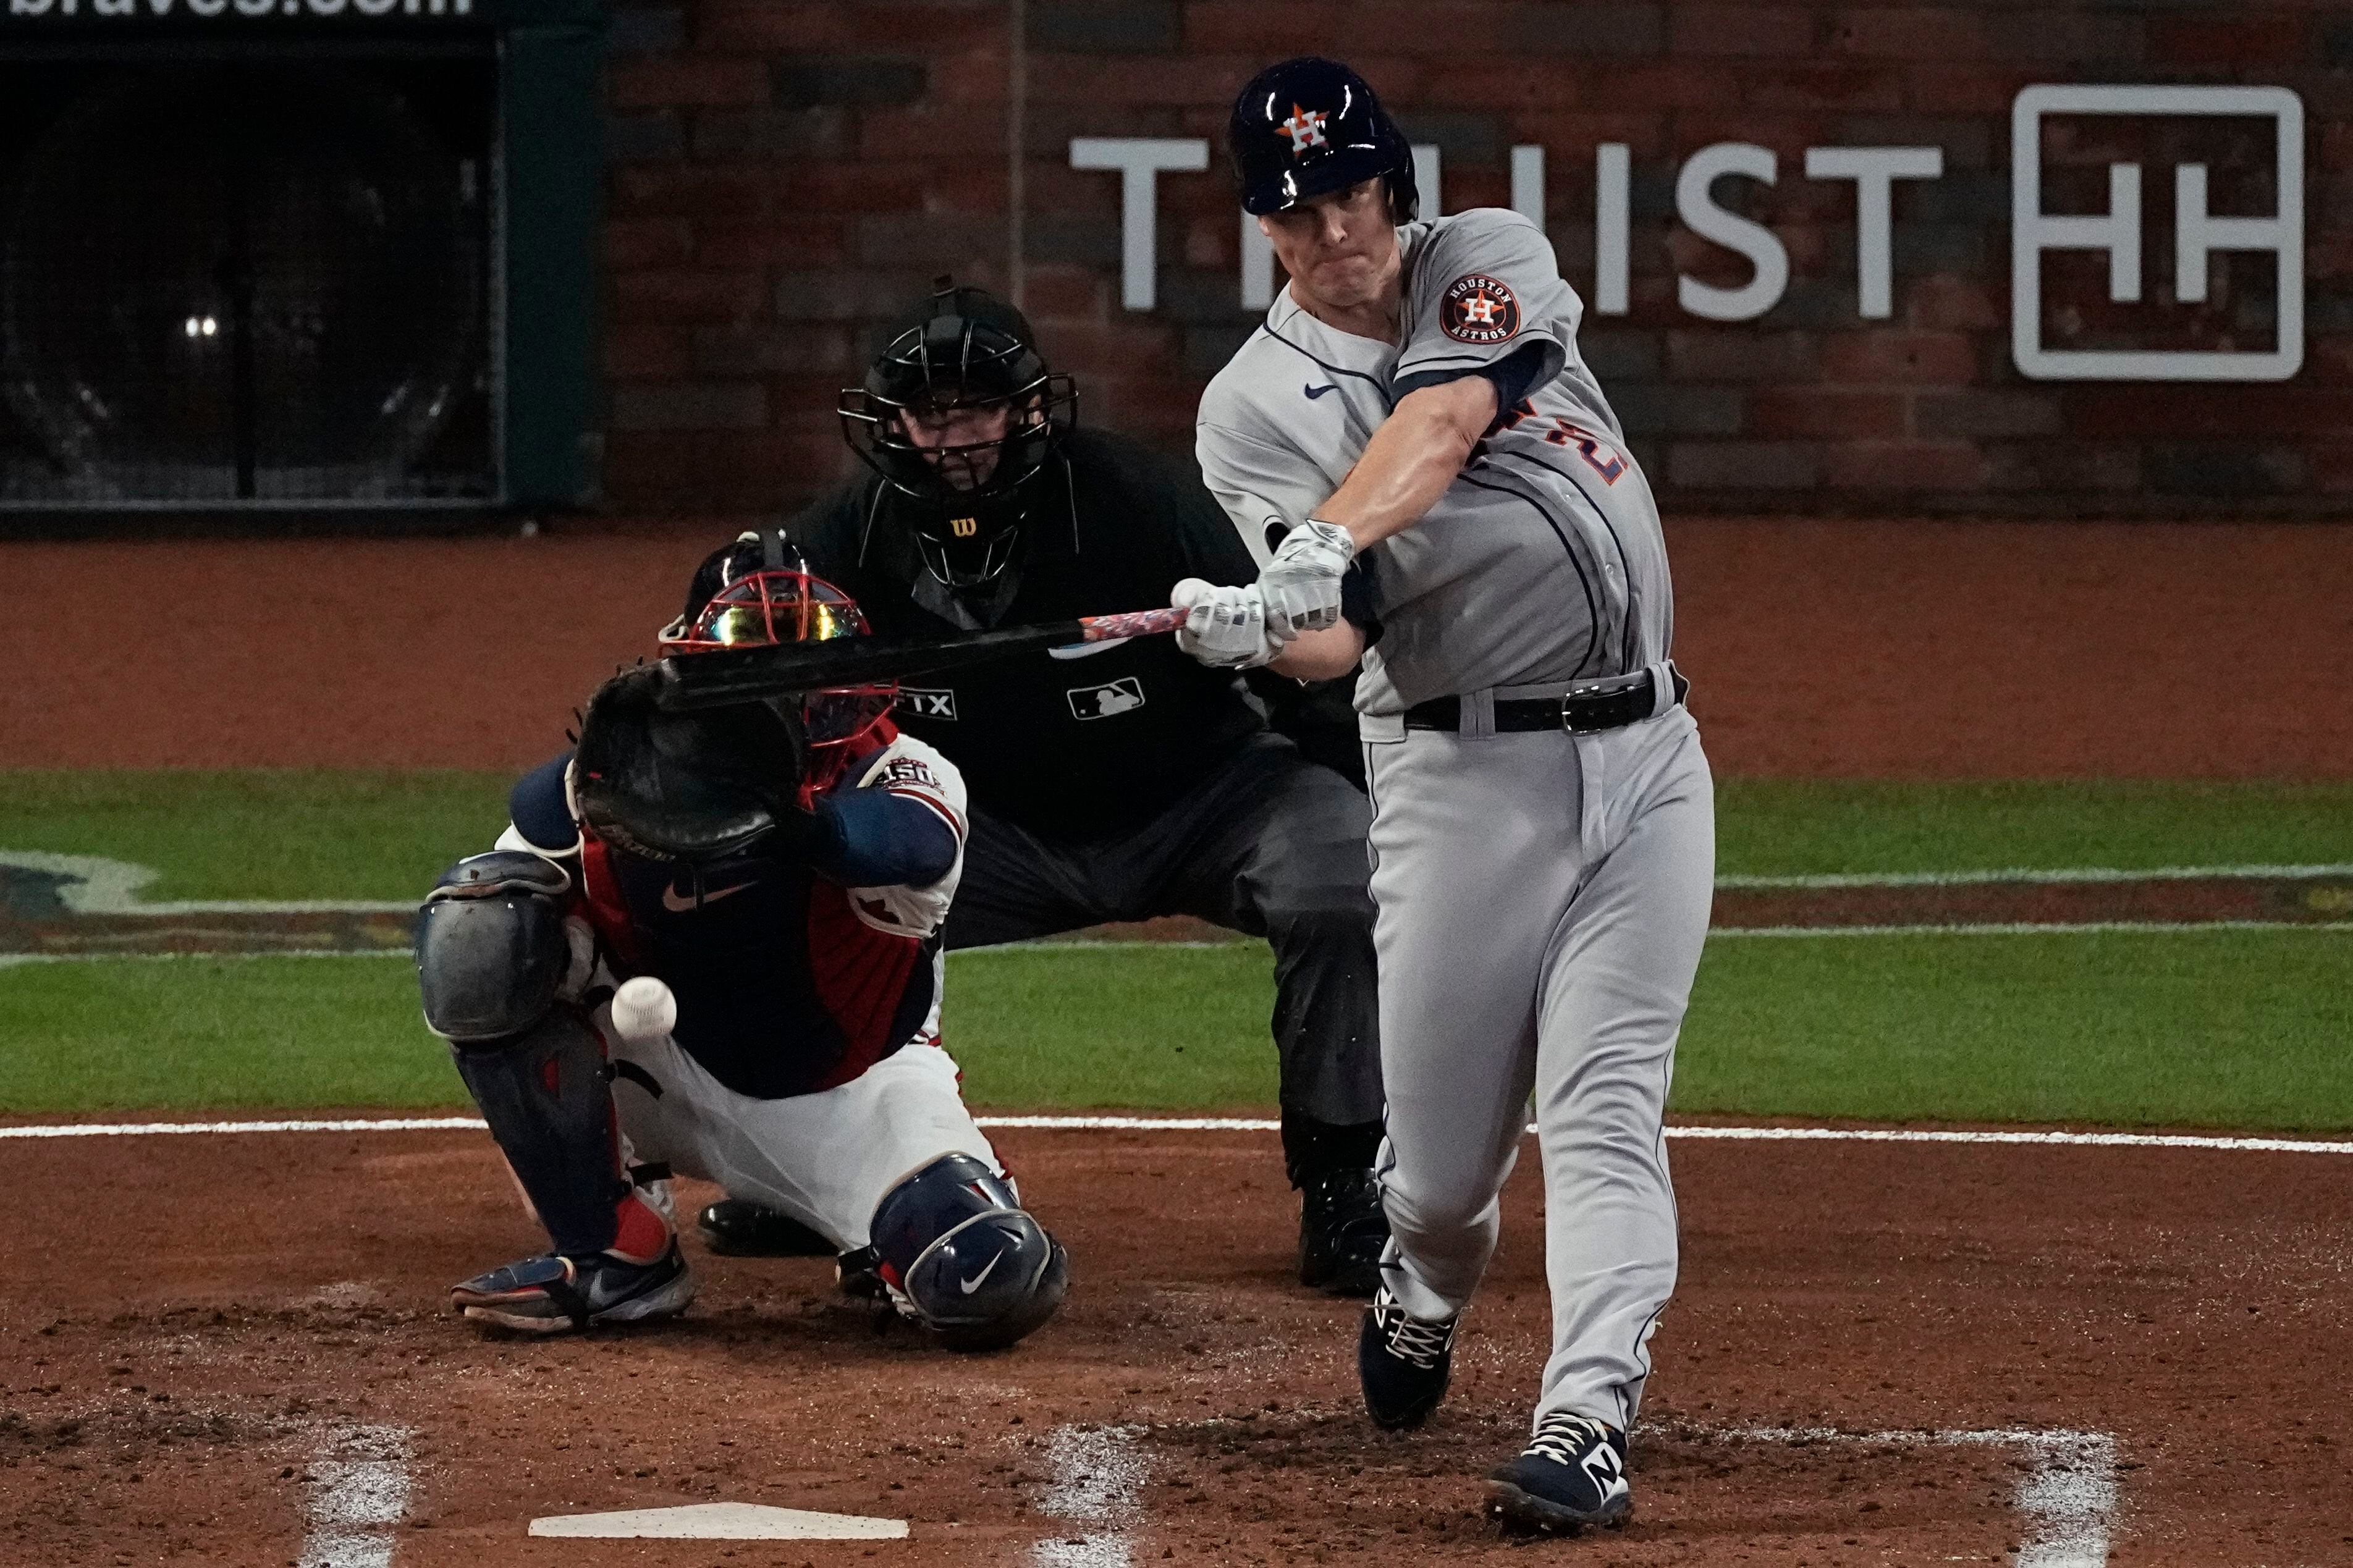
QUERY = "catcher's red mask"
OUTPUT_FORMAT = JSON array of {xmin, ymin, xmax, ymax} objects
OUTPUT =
[{"xmin": 659, "ymin": 568, "xmax": 896, "ymax": 786}]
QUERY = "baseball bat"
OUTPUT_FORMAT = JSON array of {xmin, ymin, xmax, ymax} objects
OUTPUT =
[{"xmin": 653, "ymin": 605, "xmax": 1190, "ymax": 711}]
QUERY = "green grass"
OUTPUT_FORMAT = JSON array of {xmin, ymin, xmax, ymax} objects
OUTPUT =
[
  {"xmin": 0, "ymin": 770, "xmax": 510, "ymax": 901},
  {"xmin": 0, "ymin": 948, "xmax": 1281, "ymax": 1116},
  {"xmin": 0, "ymin": 955, "xmax": 462, "ymax": 1112},
  {"xmin": 6, "ymin": 772, "xmax": 2351, "ymax": 901},
  {"xmin": 1714, "ymin": 779, "xmax": 2353, "ymax": 876},
  {"xmin": 4, "ymin": 771, "xmax": 2351, "ymax": 1129},
  {"xmin": 1678, "ymin": 930, "xmax": 2353, "ymax": 1131},
  {"xmin": 6, "ymin": 935, "xmax": 2347, "ymax": 1131}
]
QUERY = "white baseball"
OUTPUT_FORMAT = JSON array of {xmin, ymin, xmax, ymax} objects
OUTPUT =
[{"xmin": 609, "ymin": 976, "xmax": 677, "ymax": 1043}]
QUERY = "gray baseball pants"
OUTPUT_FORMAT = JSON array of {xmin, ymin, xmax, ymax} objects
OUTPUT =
[{"xmin": 1362, "ymin": 699, "xmax": 1713, "ymax": 1433}]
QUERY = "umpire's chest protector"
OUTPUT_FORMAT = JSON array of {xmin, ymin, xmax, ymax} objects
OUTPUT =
[{"xmin": 852, "ymin": 447, "xmax": 1265, "ymax": 841}]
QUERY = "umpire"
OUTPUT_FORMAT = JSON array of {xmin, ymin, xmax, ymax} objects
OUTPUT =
[{"xmin": 696, "ymin": 279, "xmax": 1388, "ymax": 1295}]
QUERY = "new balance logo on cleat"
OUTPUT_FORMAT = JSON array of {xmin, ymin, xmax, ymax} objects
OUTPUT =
[
  {"xmin": 1581, "ymin": 1441, "xmax": 1629, "ymax": 1502},
  {"xmin": 1487, "ymin": 1413, "xmax": 1634, "ymax": 1534}
]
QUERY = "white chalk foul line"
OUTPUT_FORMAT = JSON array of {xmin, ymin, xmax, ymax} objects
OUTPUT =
[
  {"xmin": 1711, "ymin": 919, "xmax": 2353, "ymax": 938},
  {"xmin": 1730, "ymin": 1427, "xmax": 2114, "ymax": 1568},
  {"xmin": 1033, "ymin": 1423, "xmax": 1146, "ymax": 1568},
  {"xmin": 1716, "ymin": 862, "xmax": 2353, "ymax": 890},
  {"xmin": 11, "ymin": 848, "xmax": 2349, "ymax": 916},
  {"xmin": 0, "ymin": 851, "xmax": 416, "ymax": 916},
  {"xmin": 298, "ymin": 1421, "xmax": 413, "ymax": 1568},
  {"xmin": 4, "ymin": 1115, "xmax": 2351, "ymax": 1157},
  {"xmin": 0, "ymin": 949, "xmax": 415, "ymax": 969}
]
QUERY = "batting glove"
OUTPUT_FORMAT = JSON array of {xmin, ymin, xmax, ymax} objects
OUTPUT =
[
  {"xmin": 1172, "ymin": 578, "xmax": 1282, "ymax": 669},
  {"xmin": 1259, "ymin": 518, "xmax": 1354, "ymax": 641}
]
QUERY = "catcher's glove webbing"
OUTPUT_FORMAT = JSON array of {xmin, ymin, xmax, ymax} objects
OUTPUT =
[{"xmin": 570, "ymin": 664, "xmax": 808, "ymax": 864}]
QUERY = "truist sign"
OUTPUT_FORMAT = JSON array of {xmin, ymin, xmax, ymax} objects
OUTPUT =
[
  {"xmin": 1073, "ymin": 84, "xmax": 2307, "ymax": 386},
  {"xmin": 7, "ymin": 0, "xmax": 471, "ymax": 14}
]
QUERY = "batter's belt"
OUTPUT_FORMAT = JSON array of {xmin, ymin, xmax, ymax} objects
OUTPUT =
[{"xmin": 1401, "ymin": 662, "xmax": 1689, "ymax": 736}]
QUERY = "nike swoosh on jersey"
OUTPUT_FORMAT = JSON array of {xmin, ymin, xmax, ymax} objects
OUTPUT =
[
  {"xmin": 1047, "ymin": 636, "xmax": 1131, "ymax": 660},
  {"xmin": 659, "ymin": 880, "xmax": 756, "ymax": 913},
  {"xmin": 959, "ymin": 1250, "xmax": 1005, "ymax": 1294},
  {"xmin": 1303, "ymin": 382, "xmax": 1338, "ymax": 400}
]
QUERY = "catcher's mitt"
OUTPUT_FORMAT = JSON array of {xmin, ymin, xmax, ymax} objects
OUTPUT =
[{"xmin": 570, "ymin": 665, "xmax": 808, "ymax": 863}]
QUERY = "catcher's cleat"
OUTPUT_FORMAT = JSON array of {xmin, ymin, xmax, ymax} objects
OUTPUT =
[
  {"xmin": 1298, "ymin": 1167, "xmax": 1388, "ymax": 1297},
  {"xmin": 696, "ymin": 1197, "xmax": 837, "ymax": 1258},
  {"xmin": 1487, "ymin": 1414, "xmax": 1633, "ymax": 1533},
  {"xmin": 1358, "ymin": 1283, "xmax": 1457, "ymax": 1430},
  {"xmin": 451, "ymin": 1241, "xmax": 698, "ymax": 1334},
  {"xmin": 835, "ymin": 1245, "xmax": 887, "ymax": 1301}
]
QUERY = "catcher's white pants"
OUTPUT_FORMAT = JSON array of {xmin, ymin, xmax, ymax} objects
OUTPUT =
[
  {"xmin": 1363, "ymin": 701, "xmax": 1714, "ymax": 1433},
  {"xmin": 598, "ymin": 1008, "xmax": 1004, "ymax": 1251}
]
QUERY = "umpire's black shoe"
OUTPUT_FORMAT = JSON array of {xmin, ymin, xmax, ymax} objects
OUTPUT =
[
  {"xmin": 1487, "ymin": 1414, "xmax": 1634, "ymax": 1533},
  {"xmin": 1298, "ymin": 1168, "xmax": 1388, "ymax": 1297},
  {"xmin": 451, "ymin": 1242, "xmax": 698, "ymax": 1336},
  {"xmin": 1358, "ymin": 1284, "xmax": 1458, "ymax": 1430},
  {"xmin": 696, "ymin": 1198, "xmax": 837, "ymax": 1258}
]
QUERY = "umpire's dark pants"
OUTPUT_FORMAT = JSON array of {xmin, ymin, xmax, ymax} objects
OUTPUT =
[{"xmin": 944, "ymin": 733, "xmax": 1383, "ymax": 1133}]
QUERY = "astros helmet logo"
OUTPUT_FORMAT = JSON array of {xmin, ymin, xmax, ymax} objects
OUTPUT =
[{"xmin": 1277, "ymin": 103, "xmax": 1329, "ymax": 154}]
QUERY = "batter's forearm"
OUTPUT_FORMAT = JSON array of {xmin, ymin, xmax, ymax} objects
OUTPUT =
[
  {"xmin": 1314, "ymin": 376, "xmax": 1498, "ymax": 550},
  {"xmin": 1270, "ymin": 622, "xmax": 1366, "ymax": 681}
]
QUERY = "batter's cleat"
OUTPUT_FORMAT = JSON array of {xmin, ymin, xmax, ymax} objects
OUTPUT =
[
  {"xmin": 1298, "ymin": 1168, "xmax": 1388, "ymax": 1297},
  {"xmin": 1358, "ymin": 1284, "xmax": 1457, "ymax": 1430},
  {"xmin": 696, "ymin": 1198, "xmax": 837, "ymax": 1258},
  {"xmin": 1487, "ymin": 1414, "xmax": 1633, "ymax": 1533},
  {"xmin": 450, "ymin": 1242, "xmax": 698, "ymax": 1334}
]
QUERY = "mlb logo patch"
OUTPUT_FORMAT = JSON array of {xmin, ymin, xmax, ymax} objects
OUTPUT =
[
  {"xmin": 1068, "ymin": 678, "xmax": 1145, "ymax": 720},
  {"xmin": 900, "ymin": 688, "xmax": 957, "ymax": 720}
]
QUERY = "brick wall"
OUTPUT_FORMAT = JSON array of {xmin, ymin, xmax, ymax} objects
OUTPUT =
[{"xmin": 595, "ymin": 1, "xmax": 2353, "ymax": 517}]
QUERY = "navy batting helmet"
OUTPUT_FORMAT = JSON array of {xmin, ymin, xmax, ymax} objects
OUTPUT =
[{"xmin": 1228, "ymin": 57, "xmax": 1417, "ymax": 221}]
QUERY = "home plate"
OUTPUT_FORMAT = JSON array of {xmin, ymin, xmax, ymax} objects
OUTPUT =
[{"xmin": 528, "ymin": 1503, "xmax": 909, "ymax": 1540}]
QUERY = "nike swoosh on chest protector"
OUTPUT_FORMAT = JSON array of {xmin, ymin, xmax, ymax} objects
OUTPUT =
[{"xmin": 659, "ymin": 880, "xmax": 757, "ymax": 914}]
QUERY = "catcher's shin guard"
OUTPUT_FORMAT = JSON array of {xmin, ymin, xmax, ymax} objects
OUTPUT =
[
  {"xmin": 869, "ymin": 1154, "xmax": 1068, "ymax": 1351},
  {"xmin": 450, "ymin": 1007, "xmax": 646, "ymax": 1258}
]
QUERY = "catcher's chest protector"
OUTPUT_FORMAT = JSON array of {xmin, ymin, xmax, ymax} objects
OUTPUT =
[{"xmin": 577, "ymin": 834, "xmax": 937, "ymax": 1102}]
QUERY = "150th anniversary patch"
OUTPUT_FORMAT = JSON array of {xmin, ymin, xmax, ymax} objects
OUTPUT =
[{"xmin": 1440, "ymin": 273, "xmax": 1520, "ymax": 345}]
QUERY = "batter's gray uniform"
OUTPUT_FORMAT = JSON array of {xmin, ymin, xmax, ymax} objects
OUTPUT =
[{"xmin": 1196, "ymin": 208, "xmax": 1715, "ymax": 1433}]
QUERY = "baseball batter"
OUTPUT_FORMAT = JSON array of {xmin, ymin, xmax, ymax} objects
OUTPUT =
[{"xmin": 1173, "ymin": 57, "xmax": 1715, "ymax": 1533}]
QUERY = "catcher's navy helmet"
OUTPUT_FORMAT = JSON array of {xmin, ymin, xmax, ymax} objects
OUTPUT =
[{"xmin": 1228, "ymin": 57, "xmax": 1417, "ymax": 221}]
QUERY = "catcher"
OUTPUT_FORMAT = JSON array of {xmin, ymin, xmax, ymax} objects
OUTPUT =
[{"xmin": 415, "ymin": 533, "xmax": 1067, "ymax": 1348}]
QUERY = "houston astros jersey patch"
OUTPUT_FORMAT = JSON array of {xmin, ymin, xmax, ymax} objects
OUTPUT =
[{"xmin": 1440, "ymin": 273, "xmax": 1520, "ymax": 344}]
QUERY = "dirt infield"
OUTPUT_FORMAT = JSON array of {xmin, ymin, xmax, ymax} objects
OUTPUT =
[
  {"xmin": 7, "ymin": 1124, "xmax": 2350, "ymax": 1565},
  {"xmin": 4, "ymin": 517, "xmax": 2349, "ymax": 776},
  {"xmin": 6, "ymin": 516, "xmax": 2349, "ymax": 1564}
]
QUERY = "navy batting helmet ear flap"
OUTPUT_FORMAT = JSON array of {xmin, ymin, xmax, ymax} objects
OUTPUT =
[{"xmin": 1228, "ymin": 56, "xmax": 1417, "ymax": 222}]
